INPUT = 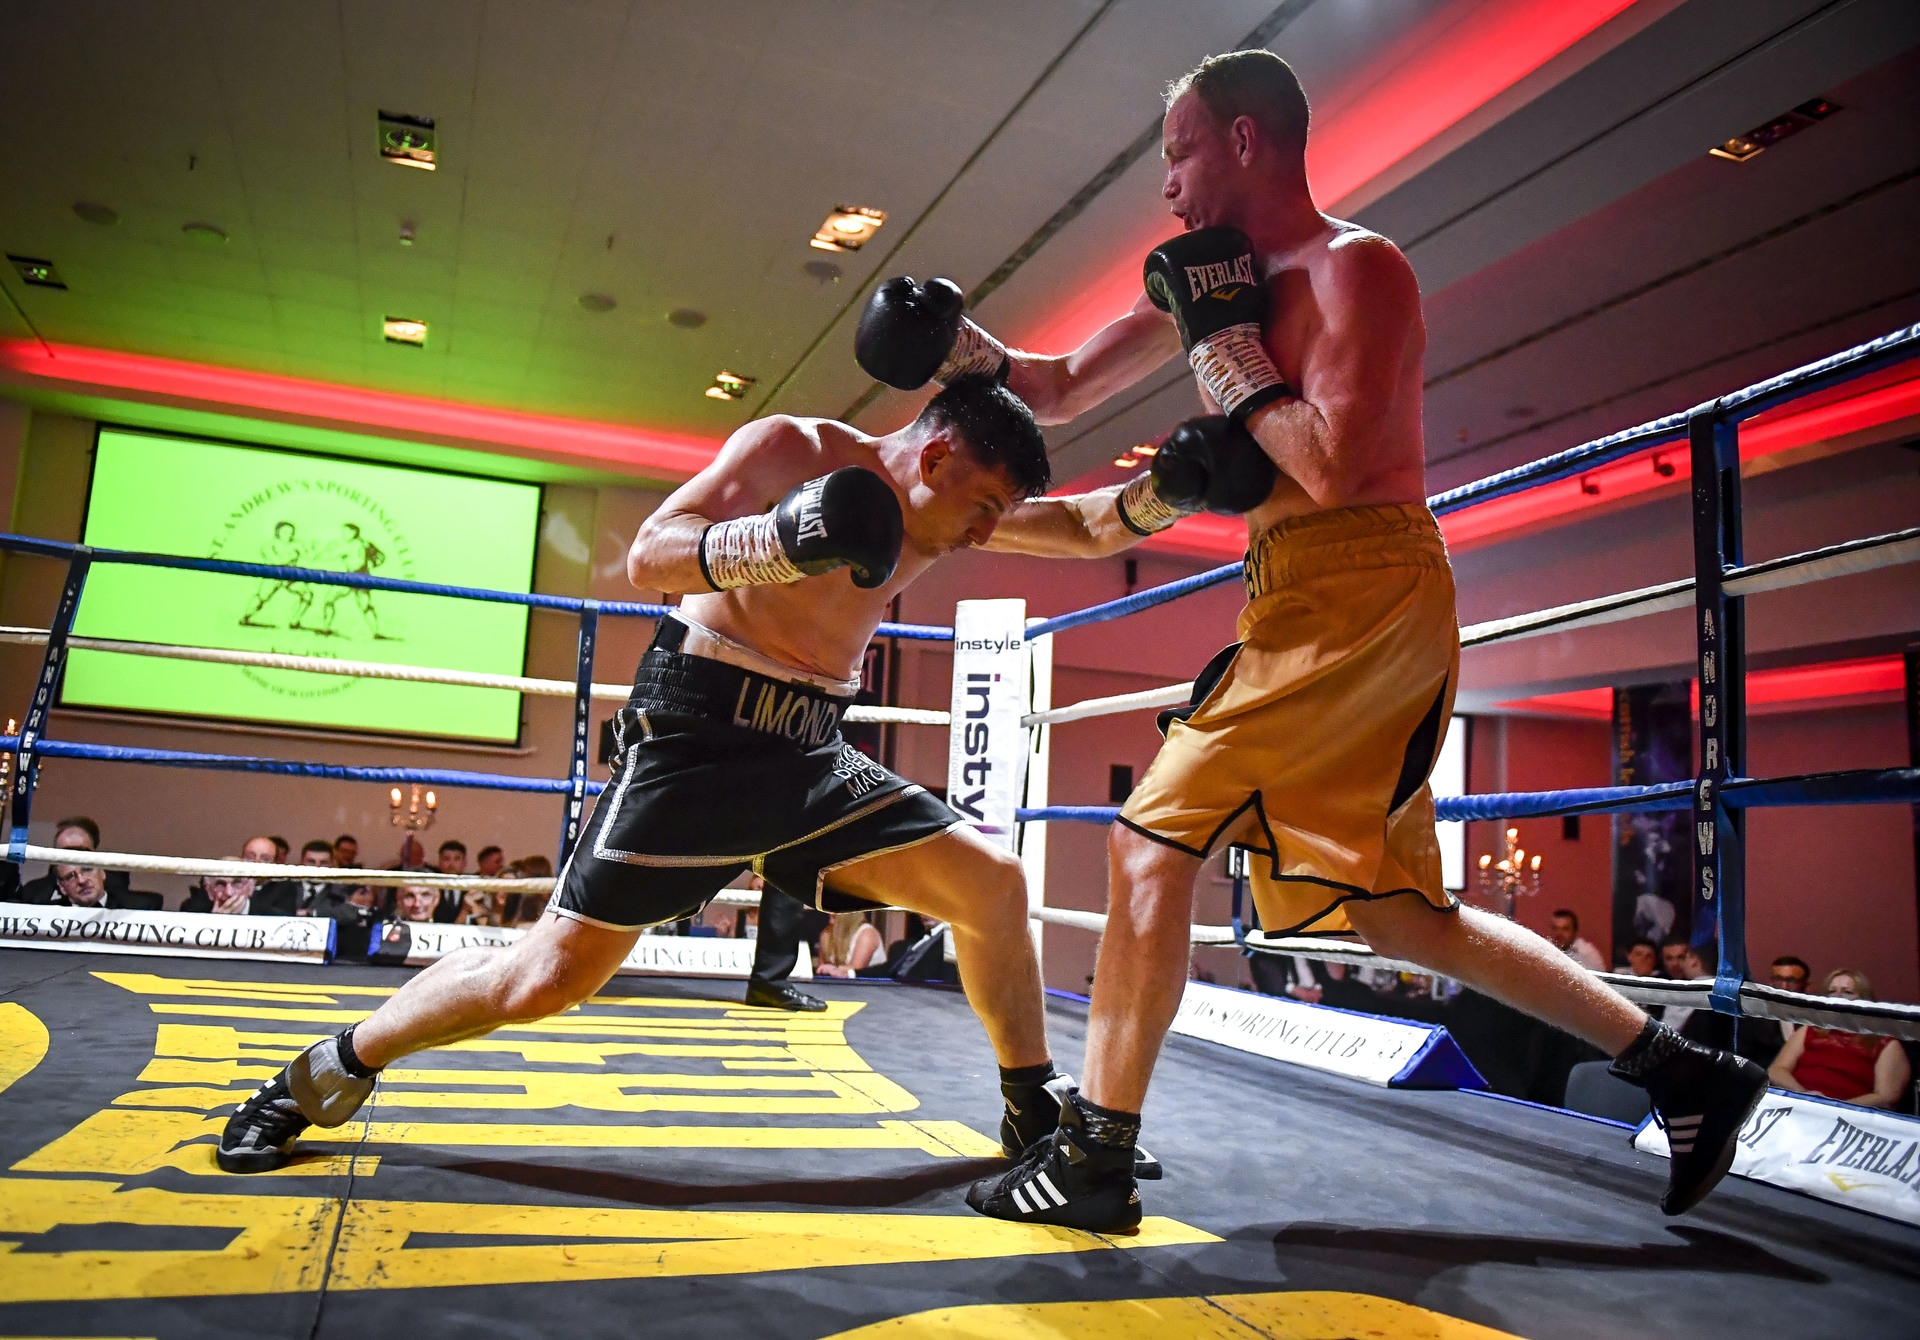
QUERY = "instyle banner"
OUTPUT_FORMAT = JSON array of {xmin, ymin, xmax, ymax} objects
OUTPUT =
[
  {"xmin": 375, "ymin": 921, "xmax": 809, "ymax": 980},
  {"xmin": 1169, "ymin": 981, "xmax": 1485, "ymax": 1090},
  {"xmin": 1635, "ymin": 1089, "xmax": 1920, "ymax": 1226},
  {"xmin": 947, "ymin": 598, "xmax": 1029, "ymax": 848},
  {"xmin": 0, "ymin": 906, "xmax": 333, "ymax": 962},
  {"xmin": 1612, "ymin": 682, "xmax": 1698, "ymax": 962}
]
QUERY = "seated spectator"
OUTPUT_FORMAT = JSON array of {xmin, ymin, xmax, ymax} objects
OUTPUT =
[
  {"xmin": 393, "ymin": 884, "xmax": 441, "ymax": 924},
  {"xmin": 293, "ymin": 838, "xmax": 364, "ymax": 921},
  {"xmin": 240, "ymin": 835, "xmax": 298, "ymax": 915},
  {"xmin": 333, "ymin": 833, "xmax": 360, "ymax": 870},
  {"xmin": 10, "ymin": 816, "xmax": 140, "ymax": 906},
  {"xmin": 1768, "ymin": 969, "xmax": 1912, "ymax": 1108},
  {"xmin": 815, "ymin": 912, "xmax": 883, "ymax": 978},
  {"xmin": 1547, "ymin": 909, "xmax": 1605, "ymax": 971},
  {"xmin": 428, "ymin": 839, "xmax": 469, "ymax": 923},
  {"xmin": 475, "ymin": 846, "xmax": 506, "ymax": 878},
  {"xmin": 456, "ymin": 891, "xmax": 499, "ymax": 925},
  {"xmin": 503, "ymin": 855, "xmax": 552, "ymax": 925},
  {"xmin": 1249, "ymin": 952, "xmax": 1324, "ymax": 1003},
  {"xmin": 1731, "ymin": 955, "xmax": 1812, "ymax": 1068},
  {"xmin": 269, "ymin": 836, "xmax": 291, "ymax": 864},
  {"xmin": 1623, "ymin": 938, "xmax": 1660, "ymax": 977},
  {"xmin": 1659, "ymin": 934, "xmax": 1692, "ymax": 980}
]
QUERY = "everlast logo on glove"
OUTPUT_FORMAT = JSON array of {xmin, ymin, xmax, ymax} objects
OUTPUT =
[
  {"xmin": 1185, "ymin": 253, "xmax": 1256, "ymax": 302},
  {"xmin": 793, "ymin": 476, "xmax": 829, "ymax": 543}
]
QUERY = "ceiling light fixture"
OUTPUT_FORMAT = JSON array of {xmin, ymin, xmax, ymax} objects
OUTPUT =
[
  {"xmin": 667, "ymin": 308, "xmax": 706, "ymax": 329},
  {"xmin": 383, "ymin": 317, "xmax": 427, "ymax": 347},
  {"xmin": 1709, "ymin": 97, "xmax": 1838, "ymax": 163},
  {"xmin": 8, "ymin": 255, "xmax": 66, "ymax": 290},
  {"xmin": 378, "ymin": 111, "xmax": 437, "ymax": 170},
  {"xmin": 1112, "ymin": 457, "xmax": 1139, "ymax": 469},
  {"xmin": 705, "ymin": 370, "xmax": 755, "ymax": 401},
  {"xmin": 1133, "ymin": 444, "xmax": 1158, "ymax": 457},
  {"xmin": 577, "ymin": 293, "xmax": 616, "ymax": 313},
  {"xmin": 810, "ymin": 205, "xmax": 886, "ymax": 253}
]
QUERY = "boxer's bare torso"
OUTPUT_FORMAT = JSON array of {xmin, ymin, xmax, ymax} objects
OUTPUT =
[
  {"xmin": 1005, "ymin": 89, "xmax": 1429, "ymax": 536},
  {"xmin": 631, "ymin": 413, "xmax": 1140, "ymax": 682}
]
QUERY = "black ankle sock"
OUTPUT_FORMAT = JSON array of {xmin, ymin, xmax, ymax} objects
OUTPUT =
[
  {"xmin": 1609, "ymin": 1018, "xmax": 1684, "ymax": 1079},
  {"xmin": 1068, "ymin": 1092, "xmax": 1140, "ymax": 1150},
  {"xmin": 336, "ymin": 1026, "xmax": 380, "ymax": 1079},
  {"xmin": 999, "ymin": 1061, "xmax": 1058, "ymax": 1098}
]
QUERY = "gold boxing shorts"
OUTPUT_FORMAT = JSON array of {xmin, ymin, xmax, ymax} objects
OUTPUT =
[{"xmin": 1118, "ymin": 503, "xmax": 1461, "ymax": 935}]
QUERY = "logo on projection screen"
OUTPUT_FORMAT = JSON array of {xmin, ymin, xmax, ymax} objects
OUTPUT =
[{"xmin": 210, "ymin": 478, "xmax": 418, "ymax": 700}]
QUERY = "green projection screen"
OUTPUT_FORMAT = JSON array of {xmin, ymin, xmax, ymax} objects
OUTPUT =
[{"xmin": 66, "ymin": 429, "xmax": 542, "ymax": 742}]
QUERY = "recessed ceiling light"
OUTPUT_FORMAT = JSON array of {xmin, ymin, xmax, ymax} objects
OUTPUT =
[
  {"xmin": 578, "ymin": 293, "xmax": 616, "ymax": 313},
  {"xmin": 1133, "ymin": 444, "xmax": 1158, "ymax": 457},
  {"xmin": 667, "ymin": 308, "xmax": 706, "ymax": 329},
  {"xmin": 705, "ymin": 370, "xmax": 755, "ymax": 401},
  {"xmin": 7, "ymin": 255, "xmax": 66, "ymax": 290},
  {"xmin": 1112, "ymin": 457, "xmax": 1139, "ymax": 469},
  {"xmin": 181, "ymin": 222, "xmax": 227, "ymax": 244},
  {"xmin": 810, "ymin": 205, "xmax": 886, "ymax": 253},
  {"xmin": 383, "ymin": 316, "xmax": 427, "ymax": 346},
  {"xmin": 379, "ymin": 111, "xmax": 437, "ymax": 170},
  {"xmin": 1709, "ymin": 96, "xmax": 1838, "ymax": 162},
  {"xmin": 72, "ymin": 201, "xmax": 119, "ymax": 226}
]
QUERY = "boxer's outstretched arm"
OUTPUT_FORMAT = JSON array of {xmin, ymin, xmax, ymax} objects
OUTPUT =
[
  {"xmin": 1005, "ymin": 297, "xmax": 1182, "ymax": 426},
  {"xmin": 626, "ymin": 417, "xmax": 817, "ymax": 592},
  {"xmin": 982, "ymin": 485, "xmax": 1145, "ymax": 559}
]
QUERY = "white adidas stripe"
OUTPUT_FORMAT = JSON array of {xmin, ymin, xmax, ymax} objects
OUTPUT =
[
  {"xmin": 1011, "ymin": 1184, "xmax": 1034, "ymax": 1214},
  {"xmin": 1034, "ymin": 1171, "xmax": 1068, "ymax": 1208}
]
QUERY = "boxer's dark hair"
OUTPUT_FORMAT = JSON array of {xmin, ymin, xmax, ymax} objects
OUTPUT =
[
  {"xmin": 918, "ymin": 374, "xmax": 1050, "ymax": 498},
  {"xmin": 1166, "ymin": 49, "xmax": 1310, "ymax": 156}
]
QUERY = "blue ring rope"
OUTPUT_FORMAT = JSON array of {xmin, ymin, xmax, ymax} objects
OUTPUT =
[
  {"xmin": 0, "ymin": 736, "xmax": 606, "ymax": 797},
  {"xmin": 1015, "ymin": 768, "xmax": 1919, "ymax": 826}
]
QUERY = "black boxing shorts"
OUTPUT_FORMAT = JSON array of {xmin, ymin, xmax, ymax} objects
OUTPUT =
[{"xmin": 551, "ymin": 616, "xmax": 964, "ymax": 931}]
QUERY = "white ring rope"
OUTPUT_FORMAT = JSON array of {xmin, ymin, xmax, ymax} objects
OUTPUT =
[
  {"xmin": 1012, "ymin": 526, "xmax": 1920, "ymax": 728},
  {"xmin": 27, "ymin": 844, "xmax": 1912, "ymax": 1037},
  {"xmin": 0, "ymin": 628, "xmax": 946, "ymax": 727}
]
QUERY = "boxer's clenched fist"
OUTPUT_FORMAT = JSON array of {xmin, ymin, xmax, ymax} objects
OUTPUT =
[
  {"xmin": 1143, "ymin": 227, "xmax": 1292, "ymax": 423},
  {"xmin": 857, "ymin": 276, "xmax": 1010, "ymax": 390},
  {"xmin": 1116, "ymin": 416, "xmax": 1276, "ymax": 534},
  {"xmin": 700, "ymin": 466, "xmax": 904, "ymax": 591}
]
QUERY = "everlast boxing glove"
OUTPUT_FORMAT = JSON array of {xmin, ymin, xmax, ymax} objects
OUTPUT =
[
  {"xmin": 856, "ymin": 276, "xmax": 1010, "ymax": 390},
  {"xmin": 1143, "ymin": 227, "xmax": 1292, "ymax": 423},
  {"xmin": 700, "ymin": 466, "xmax": 904, "ymax": 591},
  {"xmin": 1117, "ymin": 416, "xmax": 1276, "ymax": 536}
]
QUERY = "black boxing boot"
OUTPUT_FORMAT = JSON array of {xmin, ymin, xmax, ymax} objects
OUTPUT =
[
  {"xmin": 1610, "ymin": 1018, "xmax": 1767, "ymax": 1215},
  {"xmin": 999, "ymin": 1065, "xmax": 1164, "ymax": 1179},
  {"xmin": 217, "ymin": 1028, "xmax": 380, "ymax": 1173},
  {"xmin": 968, "ymin": 1089, "xmax": 1142, "ymax": 1232}
]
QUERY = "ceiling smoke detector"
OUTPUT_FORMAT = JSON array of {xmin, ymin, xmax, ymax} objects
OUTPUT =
[
  {"xmin": 1709, "ymin": 97, "xmax": 1838, "ymax": 163},
  {"xmin": 810, "ymin": 205, "xmax": 886, "ymax": 253},
  {"xmin": 379, "ymin": 112, "xmax": 437, "ymax": 170},
  {"xmin": 383, "ymin": 316, "xmax": 428, "ymax": 347},
  {"xmin": 705, "ymin": 370, "xmax": 755, "ymax": 401},
  {"xmin": 667, "ymin": 308, "xmax": 707, "ymax": 329},
  {"xmin": 577, "ymin": 293, "xmax": 616, "ymax": 313}
]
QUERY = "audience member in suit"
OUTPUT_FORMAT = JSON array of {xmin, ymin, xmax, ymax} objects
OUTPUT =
[{"xmin": 8, "ymin": 816, "xmax": 148, "ymax": 907}]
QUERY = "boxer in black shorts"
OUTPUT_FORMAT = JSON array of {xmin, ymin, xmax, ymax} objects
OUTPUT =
[{"xmin": 220, "ymin": 374, "xmax": 1218, "ymax": 1175}]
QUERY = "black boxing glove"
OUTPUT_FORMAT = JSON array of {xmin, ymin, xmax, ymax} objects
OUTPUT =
[
  {"xmin": 1143, "ymin": 227, "xmax": 1292, "ymax": 423},
  {"xmin": 699, "ymin": 467, "xmax": 904, "ymax": 591},
  {"xmin": 1151, "ymin": 416, "xmax": 1277, "ymax": 516},
  {"xmin": 856, "ymin": 276, "xmax": 1010, "ymax": 390}
]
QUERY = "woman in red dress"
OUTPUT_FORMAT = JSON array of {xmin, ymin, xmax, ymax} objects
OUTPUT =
[{"xmin": 1768, "ymin": 968, "xmax": 1911, "ymax": 1109}]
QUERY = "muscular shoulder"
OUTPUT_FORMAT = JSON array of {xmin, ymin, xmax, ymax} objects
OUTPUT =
[{"xmin": 1316, "ymin": 226, "xmax": 1418, "ymax": 313}]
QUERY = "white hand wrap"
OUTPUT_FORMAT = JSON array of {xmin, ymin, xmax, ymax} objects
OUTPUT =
[
  {"xmin": 1189, "ymin": 323, "xmax": 1286, "ymax": 418},
  {"xmin": 935, "ymin": 317, "xmax": 1010, "ymax": 384},
  {"xmin": 1116, "ymin": 473, "xmax": 1194, "ymax": 537},
  {"xmin": 699, "ymin": 515, "xmax": 805, "ymax": 590}
]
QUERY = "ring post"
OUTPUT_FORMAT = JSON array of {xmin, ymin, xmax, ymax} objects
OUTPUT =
[
  {"xmin": 1021, "ymin": 620, "xmax": 1053, "ymax": 963},
  {"xmin": 558, "ymin": 600, "xmax": 599, "ymax": 866},
  {"xmin": 9, "ymin": 550, "xmax": 91, "ymax": 864},
  {"xmin": 1688, "ymin": 408, "xmax": 1750, "ymax": 1017}
]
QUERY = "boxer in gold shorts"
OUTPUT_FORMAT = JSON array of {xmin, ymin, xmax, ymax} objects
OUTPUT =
[
  {"xmin": 860, "ymin": 49, "xmax": 1770, "ymax": 1233},
  {"xmin": 1122, "ymin": 504, "xmax": 1459, "ymax": 936}
]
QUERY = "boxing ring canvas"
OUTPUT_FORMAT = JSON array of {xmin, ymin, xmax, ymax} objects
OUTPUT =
[{"xmin": 2, "ymin": 951, "xmax": 1917, "ymax": 1339}]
